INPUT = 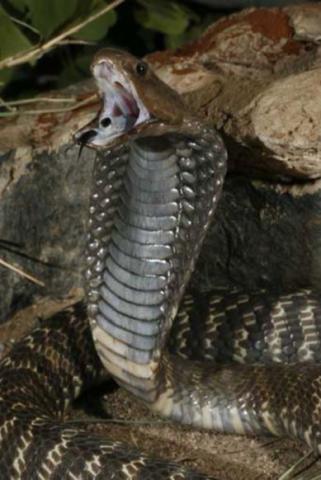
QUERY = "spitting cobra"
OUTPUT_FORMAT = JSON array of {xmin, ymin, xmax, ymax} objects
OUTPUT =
[{"xmin": 1, "ymin": 48, "xmax": 321, "ymax": 479}]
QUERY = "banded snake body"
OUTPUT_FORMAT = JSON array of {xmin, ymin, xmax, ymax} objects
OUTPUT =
[{"xmin": 1, "ymin": 49, "xmax": 321, "ymax": 479}]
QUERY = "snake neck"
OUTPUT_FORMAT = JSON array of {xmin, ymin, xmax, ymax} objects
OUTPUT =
[{"xmin": 85, "ymin": 125, "xmax": 227, "ymax": 403}]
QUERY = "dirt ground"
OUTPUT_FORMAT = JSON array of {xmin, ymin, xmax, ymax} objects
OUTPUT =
[{"xmin": 1, "ymin": 294, "xmax": 320, "ymax": 480}]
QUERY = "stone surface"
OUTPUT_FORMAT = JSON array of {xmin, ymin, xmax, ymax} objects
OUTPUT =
[
  {"xmin": 250, "ymin": 69, "xmax": 321, "ymax": 178},
  {"xmin": 0, "ymin": 144, "xmax": 94, "ymax": 321},
  {"xmin": 195, "ymin": 177, "xmax": 321, "ymax": 292}
]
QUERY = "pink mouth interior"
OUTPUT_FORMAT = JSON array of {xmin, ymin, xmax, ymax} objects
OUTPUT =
[
  {"xmin": 95, "ymin": 61, "xmax": 140, "ymax": 124},
  {"xmin": 114, "ymin": 81, "xmax": 139, "ymax": 119}
]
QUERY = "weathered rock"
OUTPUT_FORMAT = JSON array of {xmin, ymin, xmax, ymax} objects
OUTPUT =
[
  {"xmin": 0, "ymin": 144, "xmax": 94, "ymax": 321},
  {"xmin": 248, "ymin": 69, "xmax": 321, "ymax": 178},
  {"xmin": 148, "ymin": 4, "xmax": 321, "ymax": 178},
  {"xmin": 195, "ymin": 177, "xmax": 321, "ymax": 292}
]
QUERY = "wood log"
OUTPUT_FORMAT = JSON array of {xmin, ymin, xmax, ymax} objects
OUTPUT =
[
  {"xmin": 0, "ymin": 4, "xmax": 321, "ymax": 322},
  {"xmin": 147, "ymin": 3, "xmax": 321, "ymax": 178}
]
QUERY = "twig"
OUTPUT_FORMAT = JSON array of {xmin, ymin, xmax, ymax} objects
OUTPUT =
[
  {"xmin": 57, "ymin": 39, "xmax": 96, "ymax": 47},
  {"xmin": 0, "ymin": 0, "xmax": 125, "ymax": 70},
  {"xmin": 0, "ymin": 258, "xmax": 45, "ymax": 287},
  {"xmin": 0, "ymin": 239, "xmax": 70, "ymax": 270},
  {"xmin": 5, "ymin": 96, "xmax": 77, "ymax": 106},
  {"xmin": 278, "ymin": 451, "xmax": 314, "ymax": 480},
  {"xmin": 0, "ymin": 97, "xmax": 16, "ymax": 112},
  {"xmin": 9, "ymin": 16, "xmax": 40, "ymax": 36},
  {"xmin": 0, "ymin": 94, "xmax": 98, "ymax": 117}
]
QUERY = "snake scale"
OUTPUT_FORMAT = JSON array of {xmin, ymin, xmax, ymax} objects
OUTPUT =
[{"xmin": 1, "ymin": 49, "xmax": 321, "ymax": 479}]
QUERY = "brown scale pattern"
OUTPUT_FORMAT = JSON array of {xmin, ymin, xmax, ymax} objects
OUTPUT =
[
  {"xmin": 169, "ymin": 288, "xmax": 321, "ymax": 365},
  {"xmin": 2, "ymin": 289, "xmax": 321, "ymax": 477},
  {"xmin": 2, "ymin": 287, "xmax": 321, "ymax": 477},
  {"xmin": 0, "ymin": 302, "xmax": 215, "ymax": 479}
]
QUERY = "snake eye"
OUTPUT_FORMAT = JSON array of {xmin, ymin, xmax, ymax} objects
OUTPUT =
[
  {"xmin": 136, "ymin": 61, "xmax": 148, "ymax": 76},
  {"xmin": 100, "ymin": 117, "xmax": 111, "ymax": 128}
]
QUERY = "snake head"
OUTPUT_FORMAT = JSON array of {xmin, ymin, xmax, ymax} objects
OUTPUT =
[{"xmin": 74, "ymin": 48, "xmax": 186, "ymax": 150}]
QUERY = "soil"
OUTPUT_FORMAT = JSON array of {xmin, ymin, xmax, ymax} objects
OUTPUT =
[{"xmin": 0, "ymin": 295, "xmax": 320, "ymax": 480}]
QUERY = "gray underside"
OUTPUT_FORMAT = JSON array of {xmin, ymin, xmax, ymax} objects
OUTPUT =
[{"xmin": 97, "ymin": 137, "xmax": 178, "ymax": 365}]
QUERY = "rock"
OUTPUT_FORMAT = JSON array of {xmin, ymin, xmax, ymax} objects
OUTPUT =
[
  {"xmin": 249, "ymin": 69, "xmax": 321, "ymax": 178},
  {"xmin": 195, "ymin": 177, "xmax": 321, "ymax": 291},
  {"xmin": 147, "ymin": 4, "xmax": 321, "ymax": 178}
]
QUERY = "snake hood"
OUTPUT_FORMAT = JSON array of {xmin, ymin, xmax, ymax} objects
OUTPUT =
[
  {"xmin": 75, "ymin": 48, "xmax": 187, "ymax": 149},
  {"xmin": 74, "ymin": 48, "xmax": 227, "ymax": 406}
]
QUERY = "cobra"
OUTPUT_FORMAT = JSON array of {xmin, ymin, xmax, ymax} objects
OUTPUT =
[{"xmin": 1, "ymin": 49, "xmax": 321, "ymax": 479}]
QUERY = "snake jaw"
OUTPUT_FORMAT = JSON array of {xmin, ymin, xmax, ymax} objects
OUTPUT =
[
  {"xmin": 75, "ymin": 58, "xmax": 154, "ymax": 149},
  {"xmin": 74, "ymin": 49, "xmax": 190, "ymax": 151}
]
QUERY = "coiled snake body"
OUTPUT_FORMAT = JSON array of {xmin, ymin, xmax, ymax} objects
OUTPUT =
[{"xmin": 1, "ymin": 49, "xmax": 321, "ymax": 479}]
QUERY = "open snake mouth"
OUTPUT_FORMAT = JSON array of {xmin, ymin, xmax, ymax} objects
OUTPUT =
[{"xmin": 75, "ymin": 58, "xmax": 151, "ymax": 148}]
